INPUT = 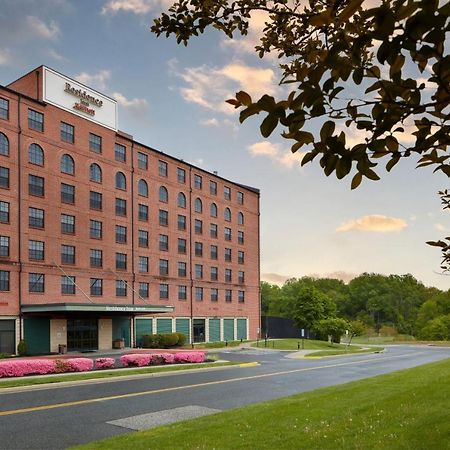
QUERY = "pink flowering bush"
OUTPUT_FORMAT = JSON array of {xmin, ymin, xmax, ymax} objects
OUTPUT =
[
  {"xmin": 95, "ymin": 358, "xmax": 115, "ymax": 370},
  {"xmin": 174, "ymin": 352, "xmax": 206, "ymax": 363},
  {"xmin": 120, "ymin": 351, "xmax": 205, "ymax": 367},
  {"xmin": 120, "ymin": 354, "xmax": 154, "ymax": 367},
  {"xmin": 160, "ymin": 353, "xmax": 176, "ymax": 364},
  {"xmin": 0, "ymin": 359, "xmax": 56, "ymax": 378},
  {"xmin": 66, "ymin": 358, "xmax": 94, "ymax": 372}
]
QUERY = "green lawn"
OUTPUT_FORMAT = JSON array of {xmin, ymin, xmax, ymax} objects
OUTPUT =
[
  {"xmin": 252, "ymin": 338, "xmax": 363, "ymax": 351},
  {"xmin": 75, "ymin": 358, "xmax": 450, "ymax": 450},
  {"xmin": 306, "ymin": 346, "xmax": 384, "ymax": 357}
]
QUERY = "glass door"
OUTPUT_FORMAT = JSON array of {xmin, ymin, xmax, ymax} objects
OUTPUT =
[{"xmin": 67, "ymin": 319, "xmax": 98, "ymax": 351}]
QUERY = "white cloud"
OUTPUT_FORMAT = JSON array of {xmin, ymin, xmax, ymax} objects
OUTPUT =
[
  {"xmin": 337, "ymin": 215, "xmax": 408, "ymax": 232},
  {"xmin": 261, "ymin": 272, "xmax": 291, "ymax": 285},
  {"xmin": 112, "ymin": 92, "xmax": 149, "ymax": 115},
  {"xmin": 26, "ymin": 16, "xmax": 60, "ymax": 40},
  {"xmin": 75, "ymin": 70, "xmax": 111, "ymax": 91},
  {"xmin": 48, "ymin": 49, "xmax": 66, "ymax": 61},
  {"xmin": 0, "ymin": 48, "xmax": 11, "ymax": 66},
  {"xmin": 200, "ymin": 118, "xmax": 219, "ymax": 127},
  {"xmin": 435, "ymin": 223, "xmax": 450, "ymax": 232},
  {"xmin": 248, "ymin": 141, "xmax": 304, "ymax": 170},
  {"xmin": 102, "ymin": 0, "xmax": 172, "ymax": 15}
]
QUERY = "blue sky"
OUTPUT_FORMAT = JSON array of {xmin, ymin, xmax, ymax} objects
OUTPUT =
[{"xmin": 1, "ymin": 0, "xmax": 448, "ymax": 289}]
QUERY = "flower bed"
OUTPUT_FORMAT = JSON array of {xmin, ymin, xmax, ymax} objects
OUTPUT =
[
  {"xmin": 95, "ymin": 357, "xmax": 115, "ymax": 370},
  {"xmin": 120, "ymin": 351, "xmax": 205, "ymax": 367}
]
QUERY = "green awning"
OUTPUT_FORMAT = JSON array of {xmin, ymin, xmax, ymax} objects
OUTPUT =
[{"xmin": 21, "ymin": 303, "xmax": 174, "ymax": 314}]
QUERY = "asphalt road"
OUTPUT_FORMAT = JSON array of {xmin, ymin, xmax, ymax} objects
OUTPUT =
[{"xmin": 0, "ymin": 345, "xmax": 449, "ymax": 449}]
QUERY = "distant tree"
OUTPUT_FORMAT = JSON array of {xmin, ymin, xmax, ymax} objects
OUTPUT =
[
  {"xmin": 314, "ymin": 317, "xmax": 350, "ymax": 343},
  {"xmin": 260, "ymin": 281, "xmax": 284, "ymax": 316}
]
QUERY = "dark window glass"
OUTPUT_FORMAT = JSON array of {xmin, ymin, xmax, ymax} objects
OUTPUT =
[
  {"xmin": 61, "ymin": 214, "xmax": 75, "ymax": 234},
  {"xmin": 238, "ymin": 231, "xmax": 244, "ymax": 245},
  {"xmin": 115, "ymin": 225, "xmax": 127, "ymax": 243},
  {"xmin": 61, "ymin": 183, "xmax": 75, "ymax": 204},
  {"xmin": 225, "ymin": 227, "xmax": 232, "ymax": 241},
  {"xmin": 0, "ymin": 98, "xmax": 8, "ymax": 120},
  {"xmin": 0, "ymin": 236, "xmax": 10, "ymax": 257},
  {"xmin": 0, "ymin": 167, "xmax": 9, "ymax": 188},
  {"xmin": 61, "ymin": 245, "xmax": 75, "ymax": 264},
  {"xmin": 90, "ymin": 249, "xmax": 102, "ymax": 268},
  {"xmin": 90, "ymin": 191, "xmax": 102, "ymax": 210},
  {"xmin": 224, "ymin": 186, "xmax": 231, "ymax": 200},
  {"xmin": 138, "ymin": 230, "xmax": 148, "ymax": 247},
  {"xmin": 160, "ymin": 283, "xmax": 169, "ymax": 299},
  {"xmin": 210, "ymin": 203, "xmax": 217, "ymax": 217},
  {"xmin": 210, "ymin": 223, "xmax": 218, "ymax": 238},
  {"xmin": 0, "ymin": 133, "xmax": 9, "ymax": 156},
  {"xmin": 194, "ymin": 174, "xmax": 202, "ymax": 189},
  {"xmin": 159, "ymin": 186, "xmax": 168, "ymax": 203},
  {"xmin": 115, "ymin": 143, "xmax": 126, "ymax": 162},
  {"xmin": 29, "ymin": 207, "xmax": 44, "ymax": 228},
  {"xmin": 211, "ymin": 267, "xmax": 218, "ymax": 281},
  {"xmin": 237, "ymin": 191, "xmax": 244, "ymax": 205},
  {"xmin": 195, "ymin": 198, "xmax": 202, "ymax": 213},
  {"xmin": 178, "ymin": 261, "xmax": 187, "ymax": 277},
  {"xmin": 139, "ymin": 282, "xmax": 149, "ymax": 298},
  {"xmin": 178, "ymin": 215, "xmax": 186, "ymax": 231},
  {"xmin": 138, "ymin": 179, "xmax": 148, "ymax": 197},
  {"xmin": 89, "ymin": 133, "xmax": 102, "ymax": 153},
  {"xmin": 224, "ymin": 207, "xmax": 231, "ymax": 222},
  {"xmin": 28, "ymin": 109, "xmax": 44, "ymax": 132},
  {"xmin": 225, "ymin": 248, "xmax": 232, "ymax": 262},
  {"xmin": 177, "ymin": 168, "xmax": 185, "ymax": 183},
  {"xmin": 0, "ymin": 270, "xmax": 9, "ymax": 291},
  {"xmin": 116, "ymin": 253, "xmax": 127, "ymax": 270},
  {"xmin": 238, "ymin": 271, "xmax": 245, "ymax": 284},
  {"xmin": 159, "ymin": 209, "xmax": 169, "ymax": 227},
  {"xmin": 29, "ymin": 240, "xmax": 44, "ymax": 260},
  {"xmin": 195, "ymin": 264, "xmax": 203, "ymax": 279},
  {"xmin": 116, "ymin": 198, "xmax": 127, "ymax": 216},
  {"xmin": 90, "ymin": 220, "xmax": 102, "ymax": 239},
  {"xmin": 178, "ymin": 238, "xmax": 186, "ymax": 254},
  {"xmin": 29, "ymin": 174, "xmax": 44, "ymax": 196},
  {"xmin": 159, "ymin": 234, "xmax": 168, "ymax": 251},
  {"xmin": 0, "ymin": 201, "xmax": 9, "ymax": 223},
  {"xmin": 177, "ymin": 192, "xmax": 186, "ymax": 208},
  {"xmin": 211, "ymin": 288, "xmax": 218, "ymax": 302},
  {"xmin": 225, "ymin": 268, "xmax": 232, "ymax": 282},
  {"xmin": 238, "ymin": 291, "xmax": 245, "ymax": 303},
  {"xmin": 238, "ymin": 212, "xmax": 244, "ymax": 225},
  {"xmin": 195, "ymin": 287, "xmax": 203, "ymax": 301},
  {"xmin": 178, "ymin": 285, "xmax": 187, "ymax": 300},
  {"xmin": 90, "ymin": 278, "xmax": 103, "ymax": 296},
  {"xmin": 195, "ymin": 219, "xmax": 203, "ymax": 235},
  {"xmin": 226, "ymin": 289, "xmax": 232, "ymax": 302},
  {"xmin": 90, "ymin": 163, "xmax": 102, "ymax": 183},
  {"xmin": 60, "ymin": 122, "xmax": 74, "ymax": 143},
  {"xmin": 238, "ymin": 251, "xmax": 245, "ymax": 264},
  {"xmin": 116, "ymin": 280, "xmax": 127, "ymax": 297},
  {"xmin": 159, "ymin": 259, "xmax": 169, "ymax": 276},
  {"xmin": 195, "ymin": 242, "xmax": 203, "ymax": 257},
  {"xmin": 210, "ymin": 245, "xmax": 218, "ymax": 260},
  {"xmin": 138, "ymin": 204, "xmax": 148, "ymax": 221},
  {"xmin": 139, "ymin": 256, "xmax": 148, "ymax": 273},
  {"xmin": 138, "ymin": 152, "xmax": 148, "ymax": 170},
  {"xmin": 28, "ymin": 143, "xmax": 44, "ymax": 165},
  {"xmin": 61, "ymin": 276, "xmax": 76, "ymax": 294},
  {"xmin": 210, "ymin": 180, "xmax": 217, "ymax": 195},
  {"xmin": 159, "ymin": 160, "xmax": 168, "ymax": 177},
  {"xmin": 115, "ymin": 172, "xmax": 126, "ymax": 190},
  {"xmin": 29, "ymin": 273, "xmax": 44, "ymax": 293}
]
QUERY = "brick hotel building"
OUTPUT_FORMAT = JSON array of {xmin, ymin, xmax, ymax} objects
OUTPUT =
[{"xmin": 0, "ymin": 66, "xmax": 260, "ymax": 354}]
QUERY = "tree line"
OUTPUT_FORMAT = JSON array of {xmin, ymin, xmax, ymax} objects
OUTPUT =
[{"xmin": 261, "ymin": 274, "xmax": 450, "ymax": 341}]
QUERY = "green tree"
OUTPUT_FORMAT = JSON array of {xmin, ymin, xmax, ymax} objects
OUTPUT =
[
  {"xmin": 314, "ymin": 317, "xmax": 350, "ymax": 343},
  {"xmin": 260, "ymin": 281, "xmax": 284, "ymax": 316}
]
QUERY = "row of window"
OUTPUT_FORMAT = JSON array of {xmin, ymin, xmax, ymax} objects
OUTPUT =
[{"xmin": 0, "ymin": 270, "xmax": 245, "ymax": 302}]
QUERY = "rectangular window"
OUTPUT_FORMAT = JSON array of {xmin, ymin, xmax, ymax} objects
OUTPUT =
[
  {"xmin": 60, "ymin": 122, "xmax": 74, "ymax": 143},
  {"xmin": 209, "ymin": 180, "xmax": 217, "ymax": 195},
  {"xmin": 28, "ymin": 109, "xmax": 44, "ymax": 132},
  {"xmin": 139, "ymin": 256, "xmax": 149, "ymax": 273},
  {"xmin": 195, "ymin": 287, "xmax": 203, "ymax": 301},
  {"xmin": 225, "ymin": 227, "xmax": 232, "ymax": 241},
  {"xmin": 211, "ymin": 266, "xmax": 218, "ymax": 281},
  {"xmin": 61, "ymin": 214, "xmax": 75, "ymax": 234},
  {"xmin": 195, "ymin": 219, "xmax": 203, "ymax": 235},
  {"xmin": 115, "ymin": 143, "xmax": 126, "ymax": 162},
  {"xmin": 29, "ymin": 240, "xmax": 44, "ymax": 261},
  {"xmin": 61, "ymin": 276, "xmax": 76, "ymax": 295},
  {"xmin": 61, "ymin": 183, "xmax": 75, "ymax": 204},
  {"xmin": 178, "ymin": 285, "xmax": 187, "ymax": 300},
  {"xmin": 159, "ymin": 209, "xmax": 169, "ymax": 227},
  {"xmin": 90, "ymin": 278, "xmax": 103, "ymax": 296},
  {"xmin": 0, "ymin": 98, "xmax": 9, "ymax": 120},
  {"xmin": 178, "ymin": 214, "xmax": 186, "ymax": 231},
  {"xmin": 210, "ymin": 223, "xmax": 218, "ymax": 238},
  {"xmin": 159, "ymin": 160, "xmax": 168, "ymax": 177},
  {"xmin": 225, "ymin": 289, "xmax": 232, "ymax": 302},
  {"xmin": 237, "ymin": 191, "xmax": 244, "ymax": 205},
  {"xmin": 178, "ymin": 261, "xmax": 187, "ymax": 277},
  {"xmin": 225, "ymin": 248, "xmax": 232, "ymax": 262},
  {"xmin": 194, "ymin": 174, "xmax": 202, "ymax": 189},
  {"xmin": 224, "ymin": 186, "xmax": 231, "ymax": 200},
  {"xmin": 159, "ymin": 259, "xmax": 169, "ymax": 276},
  {"xmin": 115, "ymin": 198, "xmax": 127, "ymax": 216},
  {"xmin": 116, "ymin": 252, "xmax": 127, "ymax": 270},
  {"xmin": 238, "ymin": 271, "xmax": 245, "ymax": 284},
  {"xmin": 238, "ymin": 251, "xmax": 245, "ymax": 264},
  {"xmin": 0, "ymin": 167, "xmax": 9, "ymax": 188},
  {"xmin": 137, "ymin": 152, "xmax": 148, "ymax": 170},
  {"xmin": 139, "ymin": 282, "xmax": 149, "ymax": 298},
  {"xmin": 0, "ymin": 236, "xmax": 10, "ymax": 257},
  {"xmin": 90, "ymin": 220, "xmax": 102, "ymax": 239},
  {"xmin": 177, "ymin": 167, "xmax": 186, "ymax": 183},
  {"xmin": 89, "ymin": 133, "xmax": 102, "ymax": 153},
  {"xmin": 29, "ymin": 273, "xmax": 44, "ymax": 293},
  {"xmin": 116, "ymin": 280, "xmax": 127, "ymax": 297},
  {"xmin": 225, "ymin": 269, "xmax": 232, "ymax": 283},
  {"xmin": 238, "ymin": 231, "xmax": 244, "ymax": 245},
  {"xmin": 138, "ymin": 230, "xmax": 148, "ymax": 247},
  {"xmin": 159, "ymin": 234, "xmax": 168, "ymax": 251},
  {"xmin": 115, "ymin": 225, "xmax": 127, "ymax": 244},
  {"xmin": 178, "ymin": 238, "xmax": 186, "ymax": 254},
  {"xmin": 61, "ymin": 244, "xmax": 75, "ymax": 264},
  {"xmin": 211, "ymin": 288, "xmax": 218, "ymax": 302},
  {"xmin": 90, "ymin": 249, "xmax": 102, "ymax": 268},
  {"xmin": 195, "ymin": 264, "xmax": 203, "ymax": 279},
  {"xmin": 29, "ymin": 174, "xmax": 44, "ymax": 197},
  {"xmin": 0, "ymin": 201, "xmax": 9, "ymax": 223},
  {"xmin": 210, "ymin": 245, "xmax": 218, "ymax": 260},
  {"xmin": 238, "ymin": 290, "xmax": 245, "ymax": 303},
  {"xmin": 0, "ymin": 270, "xmax": 9, "ymax": 291},
  {"xmin": 195, "ymin": 242, "xmax": 203, "ymax": 257},
  {"xmin": 29, "ymin": 207, "xmax": 44, "ymax": 229},
  {"xmin": 89, "ymin": 191, "xmax": 102, "ymax": 210},
  {"xmin": 160, "ymin": 283, "xmax": 169, "ymax": 299},
  {"xmin": 138, "ymin": 204, "xmax": 148, "ymax": 221}
]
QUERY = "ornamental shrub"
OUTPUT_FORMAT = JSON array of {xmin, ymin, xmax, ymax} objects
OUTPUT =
[
  {"xmin": 159, "ymin": 333, "xmax": 179, "ymax": 348},
  {"xmin": 120, "ymin": 354, "xmax": 153, "ymax": 367},
  {"xmin": 17, "ymin": 340, "xmax": 27, "ymax": 356},
  {"xmin": 175, "ymin": 332, "xmax": 187, "ymax": 346},
  {"xmin": 0, "ymin": 359, "xmax": 56, "ymax": 378},
  {"xmin": 174, "ymin": 352, "xmax": 206, "ymax": 363},
  {"xmin": 144, "ymin": 334, "xmax": 162, "ymax": 348},
  {"xmin": 95, "ymin": 358, "xmax": 115, "ymax": 370},
  {"xmin": 160, "ymin": 353, "xmax": 176, "ymax": 364},
  {"xmin": 66, "ymin": 358, "xmax": 94, "ymax": 372}
]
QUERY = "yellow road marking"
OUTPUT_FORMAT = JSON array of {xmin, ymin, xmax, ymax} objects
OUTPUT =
[{"xmin": 0, "ymin": 352, "xmax": 420, "ymax": 417}]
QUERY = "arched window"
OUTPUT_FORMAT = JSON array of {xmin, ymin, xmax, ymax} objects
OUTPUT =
[
  {"xmin": 177, "ymin": 192, "xmax": 186, "ymax": 208},
  {"xmin": 210, "ymin": 203, "xmax": 217, "ymax": 218},
  {"xmin": 159, "ymin": 186, "xmax": 168, "ymax": 203},
  {"xmin": 28, "ymin": 143, "xmax": 44, "ymax": 166},
  {"xmin": 90, "ymin": 163, "xmax": 102, "ymax": 183},
  {"xmin": 195, "ymin": 198, "xmax": 202, "ymax": 213},
  {"xmin": 224, "ymin": 207, "xmax": 231, "ymax": 222},
  {"xmin": 115, "ymin": 171, "xmax": 126, "ymax": 190},
  {"xmin": 238, "ymin": 212, "xmax": 244, "ymax": 225},
  {"xmin": 0, "ymin": 133, "xmax": 9, "ymax": 156},
  {"xmin": 138, "ymin": 179, "xmax": 148, "ymax": 197},
  {"xmin": 60, "ymin": 154, "xmax": 75, "ymax": 175}
]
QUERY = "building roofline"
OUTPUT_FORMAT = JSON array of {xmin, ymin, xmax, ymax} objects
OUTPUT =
[{"xmin": 0, "ymin": 84, "xmax": 47, "ymax": 106}]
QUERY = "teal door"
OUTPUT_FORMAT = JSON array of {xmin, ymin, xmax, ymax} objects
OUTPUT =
[
  {"xmin": 208, "ymin": 319, "xmax": 220, "ymax": 342},
  {"xmin": 24, "ymin": 317, "xmax": 50, "ymax": 355},
  {"xmin": 223, "ymin": 319, "xmax": 234, "ymax": 341},
  {"xmin": 175, "ymin": 318, "xmax": 190, "ymax": 342},
  {"xmin": 112, "ymin": 317, "xmax": 131, "ymax": 347},
  {"xmin": 135, "ymin": 319, "xmax": 152, "ymax": 347},
  {"xmin": 237, "ymin": 318, "xmax": 247, "ymax": 340},
  {"xmin": 156, "ymin": 318, "xmax": 172, "ymax": 334}
]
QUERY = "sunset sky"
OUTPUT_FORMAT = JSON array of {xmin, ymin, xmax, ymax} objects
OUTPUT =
[{"xmin": 1, "ymin": 0, "xmax": 448, "ymax": 289}]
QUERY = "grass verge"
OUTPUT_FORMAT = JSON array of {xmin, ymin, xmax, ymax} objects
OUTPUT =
[
  {"xmin": 0, "ymin": 361, "xmax": 239, "ymax": 389},
  {"xmin": 251, "ymin": 338, "xmax": 364, "ymax": 352},
  {"xmin": 74, "ymin": 358, "xmax": 450, "ymax": 450},
  {"xmin": 193, "ymin": 341, "xmax": 247, "ymax": 349},
  {"xmin": 306, "ymin": 346, "xmax": 384, "ymax": 357}
]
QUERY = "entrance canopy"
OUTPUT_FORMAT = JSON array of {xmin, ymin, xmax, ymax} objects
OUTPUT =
[{"xmin": 21, "ymin": 303, "xmax": 174, "ymax": 315}]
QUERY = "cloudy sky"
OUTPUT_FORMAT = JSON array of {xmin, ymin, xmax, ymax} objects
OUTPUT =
[{"xmin": 1, "ymin": 0, "xmax": 448, "ymax": 289}]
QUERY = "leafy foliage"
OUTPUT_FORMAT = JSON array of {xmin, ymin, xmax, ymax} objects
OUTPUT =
[{"xmin": 152, "ymin": 0, "xmax": 450, "ymax": 187}]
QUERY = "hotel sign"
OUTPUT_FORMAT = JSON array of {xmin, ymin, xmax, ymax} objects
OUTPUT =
[{"xmin": 42, "ymin": 67, "xmax": 117, "ymax": 130}]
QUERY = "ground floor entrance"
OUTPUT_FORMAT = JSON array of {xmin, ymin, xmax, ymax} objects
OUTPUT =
[
  {"xmin": 193, "ymin": 319, "xmax": 206, "ymax": 343},
  {"xmin": 67, "ymin": 319, "xmax": 98, "ymax": 352},
  {"xmin": 0, "ymin": 320, "xmax": 15, "ymax": 354}
]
